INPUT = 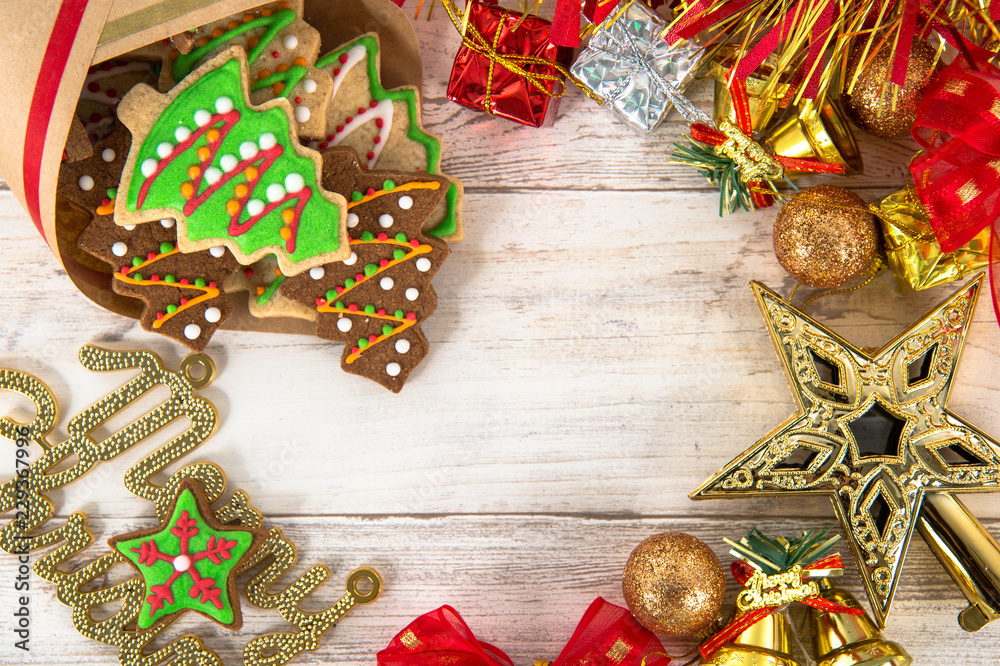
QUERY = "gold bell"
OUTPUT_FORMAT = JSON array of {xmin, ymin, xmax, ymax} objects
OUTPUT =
[
  {"xmin": 762, "ymin": 98, "xmax": 864, "ymax": 175},
  {"xmin": 703, "ymin": 608, "xmax": 801, "ymax": 666},
  {"xmin": 809, "ymin": 580, "xmax": 912, "ymax": 666}
]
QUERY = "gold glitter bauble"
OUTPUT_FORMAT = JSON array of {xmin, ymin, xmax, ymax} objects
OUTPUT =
[
  {"xmin": 773, "ymin": 185, "xmax": 879, "ymax": 289},
  {"xmin": 842, "ymin": 38, "xmax": 938, "ymax": 139},
  {"xmin": 622, "ymin": 532, "xmax": 726, "ymax": 637}
]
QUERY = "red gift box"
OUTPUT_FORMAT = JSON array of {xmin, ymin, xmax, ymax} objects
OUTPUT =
[{"xmin": 446, "ymin": 0, "xmax": 572, "ymax": 127}]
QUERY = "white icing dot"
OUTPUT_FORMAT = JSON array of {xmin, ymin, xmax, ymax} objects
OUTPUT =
[
  {"xmin": 378, "ymin": 214, "xmax": 393, "ymax": 228},
  {"xmin": 247, "ymin": 199, "xmax": 265, "ymax": 216},
  {"xmin": 173, "ymin": 554, "xmax": 191, "ymax": 572},
  {"xmin": 140, "ymin": 159, "xmax": 158, "ymax": 177},
  {"xmin": 259, "ymin": 132, "xmax": 277, "ymax": 150},
  {"xmin": 220, "ymin": 154, "xmax": 238, "ymax": 171},
  {"xmin": 204, "ymin": 306, "xmax": 221, "ymax": 323},
  {"xmin": 337, "ymin": 317, "xmax": 352, "ymax": 332},
  {"xmin": 156, "ymin": 142, "xmax": 173, "ymax": 158},
  {"xmin": 398, "ymin": 195, "xmax": 413, "ymax": 210},
  {"xmin": 302, "ymin": 78, "xmax": 317, "ymax": 93},
  {"xmin": 347, "ymin": 213, "xmax": 359, "ymax": 228},
  {"xmin": 309, "ymin": 266, "xmax": 325, "ymax": 279},
  {"xmin": 405, "ymin": 287, "xmax": 419, "ymax": 301},
  {"xmin": 343, "ymin": 251, "xmax": 358, "ymax": 266},
  {"xmin": 78, "ymin": 175, "xmax": 94, "ymax": 191},
  {"xmin": 209, "ymin": 246, "xmax": 225, "ymax": 258},
  {"xmin": 194, "ymin": 109, "xmax": 211, "ymax": 126},
  {"xmin": 215, "ymin": 96, "xmax": 233, "ymax": 113},
  {"xmin": 175, "ymin": 126, "xmax": 191, "ymax": 142},
  {"xmin": 266, "ymin": 183, "xmax": 286, "ymax": 202},
  {"xmin": 124, "ymin": 224, "xmax": 136, "ymax": 231},
  {"xmin": 282, "ymin": 34, "xmax": 299, "ymax": 49},
  {"xmin": 204, "ymin": 167, "xmax": 222, "ymax": 184},
  {"xmin": 183, "ymin": 323, "xmax": 201, "ymax": 340},
  {"xmin": 101, "ymin": 148, "xmax": 115, "ymax": 162},
  {"xmin": 285, "ymin": 173, "xmax": 305, "ymax": 192},
  {"xmin": 386, "ymin": 362, "xmax": 401, "ymax": 377},
  {"xmin": 239, "ymin": 141, "xmax": 257, "ymax": 159},
  {"xmin": 395, "ymin": 339, "xmax": 411, "ymax": 354},
  {"xmin": 160, "ymin": 218, "xmax": 175, "ymax": 228},
  {"xmin": 415, "ymin": 257, "xmax": 432, "ymax": 272},
  {"xmin": 380, "ymin": 276, "xmax": 394, "ymax": 290},
  {"xmin": 111, "ymin": 241, "xmax": 127, "ymax": 257},
  {"xmin": 294, "ymin": 105, "xmax": 311, "ymax": 122}
]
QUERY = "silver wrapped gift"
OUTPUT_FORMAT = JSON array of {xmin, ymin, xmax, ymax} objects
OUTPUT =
[{"xmin": 570, "ymin": 1, "xmax": 702, "ymax": 132}]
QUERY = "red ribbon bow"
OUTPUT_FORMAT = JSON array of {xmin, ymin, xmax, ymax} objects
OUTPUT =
[
  {"xmin": 910, "ymin": 55, "xmax": 1000, "ymax": 324},
  {"xmin": 699, "ymin": 555, "xmax": 862, "ymax": 659},
  {"xmin": 378, "ymin": 597, "xmax": 671, "ymax": 666}
]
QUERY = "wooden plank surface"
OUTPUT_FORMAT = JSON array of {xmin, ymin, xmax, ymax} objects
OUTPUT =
[{"xmin": 1, "ymin": 6, "xmax": 1000, "ymax": 666}]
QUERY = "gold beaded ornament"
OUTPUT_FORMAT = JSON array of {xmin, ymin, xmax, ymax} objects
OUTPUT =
[{"xmin": 0, "ymin": 345, "xmax": 381, "ymax": 665}]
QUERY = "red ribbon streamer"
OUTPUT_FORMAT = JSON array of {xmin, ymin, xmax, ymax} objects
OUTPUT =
[
  {"xmin": 552, "ymin": 0, "xmax": 625, "ymax": 47},
  {"xmin": 699, "ymin": 555, "xmax": 862, "ymax": 660},
  {"xmin": 909, "ymin": 55, "xmax": 1000, "ymax": 326},
  {"xmin": 378, "ymin": 598, "xmax": 671, "ymax": 666}
]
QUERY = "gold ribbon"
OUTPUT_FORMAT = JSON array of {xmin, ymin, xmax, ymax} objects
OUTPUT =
[{"xmin": 440, "ymin": 0, "xmax": 603, "ymax": 111}]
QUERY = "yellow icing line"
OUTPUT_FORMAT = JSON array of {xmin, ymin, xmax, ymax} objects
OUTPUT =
[
  {"xmin": 315, "ymin": 306, "xmax": 405, "ymax": 322},
  {"xmin": 113, "ymin": 274, "xmax": 218, "ymax": 329},
  {"xmin": 126, "ymin": 248, "xmax": 181, "ymax": 275},
  {"xmin": 344, "ymin": 318, "xmax": 417, "ymax": 365},
  {"xmin": 97, "ymin": 202, "xmax": 115, "ymax": 216},
  {"xmin": 348, "ymin": 181, "xmax": 441, "ymax": 209},
  {"xmin": 335, "ymin": 244, "xmax": 431, "ymax": 299}
]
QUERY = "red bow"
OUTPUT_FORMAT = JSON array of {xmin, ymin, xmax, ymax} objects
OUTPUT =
[
  {"xmin": 378, "ymin": 598, "xmax": 671, "ymax": 666},
  {"xmin": 700, "ymin": 555, "xmax": 862, "ymax": 659},
  {"xmin": 910, "ymin": 55, "xmax": 1000, "ymax": 323}
]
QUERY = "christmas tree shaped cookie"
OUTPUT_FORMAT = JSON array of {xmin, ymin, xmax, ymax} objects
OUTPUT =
[
  {"xmin": 308, "ymin": 34, "xmax": 464, "ymax": 241},
  {"xmin": 116, "ymin": 47, "xmax": 350, "ymax": 277},
  {"xmin": 68, "ymin": 129, "xmax": 242, "ymax": 351},
  {"xmin": 160, "ymin": 0, "xmax": 334, "ymax": 138},
  {"xmin": 109, "ymin": 479, "xmax": 266, "ymax": 631},
  {"xmin": 76, "ymin": 59, "xmax": 158, "ymax": 142},
  {"xmin": 280, "ymin": 148, "xmax": 451, "ymax": 392}
]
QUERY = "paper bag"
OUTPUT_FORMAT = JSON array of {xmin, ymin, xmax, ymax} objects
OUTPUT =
[{"xmin": 0, "ymin": 0, "xmax": 422, "ymax": 333}]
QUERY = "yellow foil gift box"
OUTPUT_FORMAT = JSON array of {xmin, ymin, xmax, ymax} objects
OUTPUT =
[{"xmin": 880, "ymin": 187, "xmax": 990, "ymax": 292}]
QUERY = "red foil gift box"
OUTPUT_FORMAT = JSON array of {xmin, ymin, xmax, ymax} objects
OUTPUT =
[{"xmin": 446, "ymin": 0, "xmax": 572, "ymax": 127}]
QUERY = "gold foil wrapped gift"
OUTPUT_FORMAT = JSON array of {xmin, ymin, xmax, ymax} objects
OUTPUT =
[{"xmin": 880, "ymin": 187, "xmax": 990, "ymax": 292}]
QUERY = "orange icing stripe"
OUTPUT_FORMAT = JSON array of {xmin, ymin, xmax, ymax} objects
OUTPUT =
[
  {"xmin": 334, "ymin": 244, "xmax": 431, "ymax": 299},
  {"xmin": 126, "ymin": 248, "xmax": 181, "ymax": 274},
  {"xmin": 344, "ymin": 318, "xmax": 416, "ymax": 364},
  {"xmin": 315, "ymin": 306, "xmax": 406, "ymax": 322},
  {"xmin": 113, "ymin": 274, "xmax": 218, "ymax": 329},
  {"xmin": 348, "ymin": 181, "xmax": 441, "ymax": 209}
]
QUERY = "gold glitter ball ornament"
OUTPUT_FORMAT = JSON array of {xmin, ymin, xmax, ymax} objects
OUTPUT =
[
  {"xmin": 842, "ymin": 38, "xmax": 938, "ymax": 139},
  {"xmin": 622, "ymin": 532, "xmax": 726, "ymax": 637},
  {"xmin": 773, "ymin": 185, "xmax": 879, "ymax": 288}
]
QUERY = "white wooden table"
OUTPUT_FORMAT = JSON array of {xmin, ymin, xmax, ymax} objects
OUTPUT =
[{"xmin": 2, "ymin": 10, "xmax": 1000, "ymax": 666}]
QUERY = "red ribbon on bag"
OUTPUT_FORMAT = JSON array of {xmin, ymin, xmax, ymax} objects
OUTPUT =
[
  {"xmin": 699, "ymin": 555, "xmax": 862, "ymax": 660},
  {"xmin": 378, "ymin": 598, "xmax": 671, "ymax": 666},
  {"xmin": 910, "ymin": 55, "xmax": 1000, "ymax": 324}
]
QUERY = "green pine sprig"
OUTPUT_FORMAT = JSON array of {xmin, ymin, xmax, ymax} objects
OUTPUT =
[
  {"xmin": 669, "ymin": 138, "xmax": 754, "ymax": 217},
  {"xmin": 724, "ymin": 526, "xmax": 841, "ymax": 575}
]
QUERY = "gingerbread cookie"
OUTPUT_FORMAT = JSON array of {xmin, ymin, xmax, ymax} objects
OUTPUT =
[
  {"xmin": 308, "ymin": 34, "xmax": 464, "ymax": 241},
  {"xmin": 115, "ymin": 47, "xmax": 350, "ymax": 277},
  {"xmin": 280, "ymin": 148, "xmax": 450, "ymax": 392},
  {"xmin": 67, "ymin": 130, "xmax": 241, "ymax": 351},
  {"xmin": 76, "ymin": 59, "xmax": 158, "ymax": 143},
  {"xmin": 160, "ymin": 0, "xmax": 333, "ymax": 138}
]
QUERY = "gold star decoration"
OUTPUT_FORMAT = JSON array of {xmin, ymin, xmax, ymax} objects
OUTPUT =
[{"xmin": 691, "ymin": 276, "xmax": 1000, "ymax": 625}]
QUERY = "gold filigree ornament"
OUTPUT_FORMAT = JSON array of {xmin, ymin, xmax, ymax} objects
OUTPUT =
[
  {"xmin": 691, "ymin": 275, "xmax": 1000, "ymax": 627},
  {"xmin": 0, "ymin": 345, "xmax": 381, "ymax": 665}
]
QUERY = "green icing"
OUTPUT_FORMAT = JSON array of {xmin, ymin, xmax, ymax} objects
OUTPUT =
[
  {"xmin": 114, "ymin": 488, "xmax": 255, "ymax": 629},
  {"xmin": 172, "ymin": 8, "xmax": 296, "ymax": 83},
  {"xmin": 315, "ymin": 36, "xmax": 458, "ymax": 238},
  {"xmin": 251, "ymin": 65, "xmax": 307, "ymax": 101},
  {"xmin": 128, "ymin": 58, "xmax": 344, "ymax": 269},
  {"xmin": 257, "ymin": 272, "xmax": 286, "ymax": 306}
]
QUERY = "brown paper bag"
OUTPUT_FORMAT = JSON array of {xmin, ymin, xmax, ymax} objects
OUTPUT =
[{"xmin": 0, "ymin": 0, "xmax": 422, "ymax": 333}]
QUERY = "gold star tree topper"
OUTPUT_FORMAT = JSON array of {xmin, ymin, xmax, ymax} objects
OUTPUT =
[{"xmin": 691, "ymin": 276, "xmax": 1000, "ymax": 626}]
